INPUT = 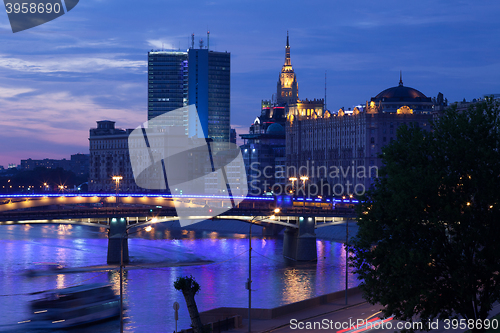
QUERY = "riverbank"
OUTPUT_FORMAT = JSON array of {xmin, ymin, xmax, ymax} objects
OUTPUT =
[{"xmin": 180, "ymin": 287, "xmax": 364, "ymax": 333}]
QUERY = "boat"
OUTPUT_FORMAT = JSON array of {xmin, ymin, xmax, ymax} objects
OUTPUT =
[
  {"xmin": 23, "ymin": 262, "xmax": 65, "ymax": 277},
  {"xmin": 27, "ymin": 283, "xmax": 121, "ymax": 329}
]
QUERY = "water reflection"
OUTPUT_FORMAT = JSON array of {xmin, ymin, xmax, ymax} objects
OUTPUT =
[
  {"xmin": 56, "ymin": 273, "xmax": 65, "ymax": 289},
  {"xmin": 0, "ymin": 222, "xmax": 359, "ymax": 332}
]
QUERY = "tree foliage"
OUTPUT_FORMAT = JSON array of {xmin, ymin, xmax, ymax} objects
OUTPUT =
[{"xmin": 351, "ymin": 99, "xmax": 500, "ymax": 332}]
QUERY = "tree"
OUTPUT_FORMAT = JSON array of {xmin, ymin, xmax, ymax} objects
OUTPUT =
[
  {"xmin": 351, "ymin": 99, "xmax": 500, "ymax": 332},
  {"xmin": 174, "ymin": 275, "xmax": 205, "ymax": 333}
]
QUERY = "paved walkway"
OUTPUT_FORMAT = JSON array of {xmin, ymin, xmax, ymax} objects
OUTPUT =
[
  {"xmin": 230, "ymin": 294, "xmax": 500, "ymax": 333},
  {"xmin": 231, "ymin": 292, "xmax": 368, "ymax": 332}
]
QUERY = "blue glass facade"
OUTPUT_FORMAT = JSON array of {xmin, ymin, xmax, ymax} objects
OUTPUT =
[
  {"xmin": 148, "ymin": 49, "xmax": 230, "ymax": 143},
  {"xmin": 147, "ymin": 51, "xmax": 188, "ymax": 129},
  {"xmin": 188, "ymin": 49, "xmax": 230, "ymax": 143}
]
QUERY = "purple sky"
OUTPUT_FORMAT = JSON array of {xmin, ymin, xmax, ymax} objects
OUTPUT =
[{"xmin": 0, "ymin": 0, "xmax": 499, "ymax": 167}]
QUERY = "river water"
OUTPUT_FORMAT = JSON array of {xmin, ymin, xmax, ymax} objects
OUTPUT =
[{"xmin": 0, "ymin": 222, "xmax": 358, "ymax": 332}]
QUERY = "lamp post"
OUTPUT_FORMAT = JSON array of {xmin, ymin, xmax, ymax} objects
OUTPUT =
[
  {"xmin": 120, "ymin": 227, "xmax": 124, "ymax": 333},
  {"xmin": 247, "ymin": 219, "xmax": 252, "ymax": 333},
  {"xmin": 289, "ymin": 177, "xmax": 297, "ymax": 195},
  {"xmin": 112, "ymin": 176, "xmax": 123, "ymax": 207},
  {"xmin": 300, "ymin": 176, "xmax": 309, "ymax": 208},
  {"xmin": 247, "ymin": 208, "xmax": 280, "ymax": 333},
  {"xmin": 117, "ymin": 218, "xmax": 157, "ymax": 333},
  {"xmin": 345, "ymin": 217, "xmax": 349, "ymax": 305}
]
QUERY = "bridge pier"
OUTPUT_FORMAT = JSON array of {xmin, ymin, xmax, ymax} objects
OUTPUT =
[
  {"xmin": 107, "ymin": 217, "xmax": 129, "ymax": 264},
  {"xmin": 283, "ymin": 216, "xmax": 317, "ymax": 261},
  {"xmin": 283, "ymin": 227, "xmax": 298, "ymax": 259},
  {"xmin": 262, "ymin": 224, "xmax": 285, "ymax": 237}
]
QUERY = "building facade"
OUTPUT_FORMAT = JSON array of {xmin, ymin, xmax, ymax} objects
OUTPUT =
[
  {"xmin": 21, "ymin": 154, "xmax": 89, "ymax": 177},
  {"xmin": 88, "ymin": 121, "xmax": 136, "ymax": 192},
  {"xmin": 148, "ymin": 51, "xmax": 189, "ymax": 130},
  {"xmin": 286, "ymin": 80, "xmax": 439, "ymax": 196},
  {"xmin": 188, "ymin": 49, "xmax": 231, "ymax": 143},
  {"xmin": 147, "ymin": 47, "xmax": 230, "ymax": 143},
  {"xmin": 240, "ymin": 122, "xmax": 286, "ymax": 195}
]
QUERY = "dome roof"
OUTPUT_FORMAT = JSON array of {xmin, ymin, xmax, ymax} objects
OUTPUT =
[
  {"xmin": 266, "ymin": 122, "xmax": 285, "ymax": 135},
  {"xmin": 374, "ymin": 84, "xmax": 428, "ymax": 100}
]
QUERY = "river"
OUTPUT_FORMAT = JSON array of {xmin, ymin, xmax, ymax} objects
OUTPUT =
[{"xmin": 0, "ymin": 221, "xmax": 358, "ymax": 332}]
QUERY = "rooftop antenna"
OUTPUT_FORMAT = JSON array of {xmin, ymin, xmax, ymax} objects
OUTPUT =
[
  {"xmin": 191, "ymin": 33, "xmax": 195, "ymax": 49},
  {"xmin": 162, "ymin": 42, "xmax": 164, "ymax": 51},
  {"xmin": 399, "ymin": 70, "xmax": 403, "ymax": 86},
  {"xmin": 207, "ymin": 30, "xmax": 210, "ymax": 50},
  {"xmin": 199, "ymin": 38, "xmax": 204, "ymax": 49},
  {"xmin": 325, "ymin": 71, "xmax": 327, "ymax": 111}
]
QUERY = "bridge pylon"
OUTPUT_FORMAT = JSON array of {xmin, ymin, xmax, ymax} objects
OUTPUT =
[
  {"xmin": 107, "ymin": 217, "xmax": 129, "ymax": 264},
  {"xmin": 262, "ymin": 224, "xmax": 285, "ymax": 237},
  {"xmin": 283, "ymin": 216, "xmax": 317, "ymax": 261}
]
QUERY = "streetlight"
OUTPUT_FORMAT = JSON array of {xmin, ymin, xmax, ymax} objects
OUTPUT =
[
  {"xmin": 300, "ymin": 176, "xmax": 309, "ymax": 208},
  {"xmin": 289, "ymin": 177, "xmax": 297, "ymax": 195},
  {"xmin": 247, "ymin": 209, "xmax": 280, "ymax": 332},
  {"xmin": 345, "ymin": 217, "xmax": 349, "ymax": 305},
  {"xmin": 116, "ymin": 217, "xmax": 157, "ymax": 333},
  {"xmin": 112, "ymin": 176, "xmax": 123, "ymax": 207}
]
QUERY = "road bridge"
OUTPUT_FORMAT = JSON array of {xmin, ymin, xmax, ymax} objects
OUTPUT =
[{"xmin": 0, "ymin": 193, "xmax": 356, "ymax": 262}]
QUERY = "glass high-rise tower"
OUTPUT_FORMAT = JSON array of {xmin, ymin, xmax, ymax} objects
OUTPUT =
[
  {"xmin": 147, "ymin": 51, "xmax": 189, "ymax": 129},
  {"xmin": 147, "ymin": 48, "xmax": 230, "ymax": 143}
]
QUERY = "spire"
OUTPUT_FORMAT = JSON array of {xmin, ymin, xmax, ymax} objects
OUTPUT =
[
  {"xmin": 284, "ymin": 32, "xmax": 291, "ymax": 66},
  {"xmin": 277, "ymin": 31, "xmax": 298, "ymax": 105},
  {"xmin": 399, "ymin": 70, "xmax": 403, "ymax": 86}
]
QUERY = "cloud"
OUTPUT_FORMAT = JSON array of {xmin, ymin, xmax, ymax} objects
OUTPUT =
[
  {"xmin": 0, "ymin": 90, "xmax": 143, "ymax": 150},
  {"xmin": 54, "ymin": 39, "xmax": 120, "ymax": 50},
  {"xmin": 0, "ymin": 54, "xmax": 146, "ymax": 73},
  {"xmin": 0, "ymin": 86, "xmax": 35, "ymax": 98},
  {"xmin": 341, "ymin": 15, "xmax": 463, "ymax": 29},
  {"xmin": 146, "ymin": 38, "xmax": 178, "ymax": 50}
]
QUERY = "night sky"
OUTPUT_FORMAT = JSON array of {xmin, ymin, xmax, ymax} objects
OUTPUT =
[{"xmin": 0, "ymin": 0, "xmax": 499, "ymax": 166}]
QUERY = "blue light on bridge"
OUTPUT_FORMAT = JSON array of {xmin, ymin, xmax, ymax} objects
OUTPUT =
[{"xmin": 0, "ymin": 193, "xmax": 274, "ymax": 201}]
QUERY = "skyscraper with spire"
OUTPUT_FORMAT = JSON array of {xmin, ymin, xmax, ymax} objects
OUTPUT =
[
  {"xmin": 276, "ymin": 32, "xmax": 298, "ymax": 106},
  {"xmin": 240, "ymin": 33, "xmax": 324, "ymax": 194}
]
